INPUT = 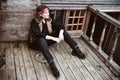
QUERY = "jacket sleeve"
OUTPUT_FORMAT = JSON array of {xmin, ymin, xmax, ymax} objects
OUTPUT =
[{"xmin": 31, "ymin": 19, "xmax": 46, "ymax": 38}]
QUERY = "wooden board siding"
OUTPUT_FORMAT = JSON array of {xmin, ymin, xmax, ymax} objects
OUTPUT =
[
  {"xmin": 42, "ymin": 0, "xmax": 120, "ymax": 5},
  {"xmin": 0, "ymin": 11, "xmax": 34, "ymax": 42},
  {"xmin": 42, "ymin": 0, "xmax": 120, "ymax": 10},
  {"xmin": 0, "ymin": 0, "xmax": 40, "ymax": 42},
  {"xmin": 0, "ymin": 38, "xmax": 119, "ymax": 80},
  {"xmin": 0, "ymin": 0, "xmax": 120, "ymax": 42},
  {"xmin": 0, "ymin": 0, "xmax": 41, "ymax": 11}
]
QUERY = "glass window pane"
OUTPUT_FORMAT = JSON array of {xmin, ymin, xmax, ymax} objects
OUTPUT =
[
  {"xmin": 78, "ymin": 25, "xmax": 82, "ymax": 30},
  {"xmin": 75, "ymin": 10, "xmax": 80, "ymax": 16},
  {"xmin": 74, "ymin": 18, "xmax": 78, "ymax": 23},
  {"xmin": 73, "ymin": 25, "xmax": 77, "ymax": 30},
  {"xmin": 68, "ymin": 18, "xmax": 73, "ymax": 24},
  {"xmin": 70, "ymin": 11, "xmax": 74, "ymax": 16},
  {"xmin": 67, "ymin": 26, "xmax": 72, "ymax": 31},
  {"xmin": 79, "ymin": 18, "xmax": 83, "ymax": 23},
  {"xmin": 81, "ymin": 11, "xmax": 85, "ymax": 16}
]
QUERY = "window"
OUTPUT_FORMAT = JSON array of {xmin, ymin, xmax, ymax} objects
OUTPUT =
[
  {"xmin": 50, "ymin": 10, "xmax": 87, "ymax": 32},
  {"xmin": 66, "ymin": 10, "xmax": 87, "ymax": 32},
  {"xmin": 50, "ymin": 10, "xmax": 64, "ymax": 23}
]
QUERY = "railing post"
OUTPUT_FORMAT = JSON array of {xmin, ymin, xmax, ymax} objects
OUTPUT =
[
  {"xmin": 108, "ymin": 32, "xmax": 120, "ymax": 62},
  {"xmin": 90, "ymin": 15, "xmax": 97, "ymax": 41},
  {"xmin": 98, "ymin": 22, "xmax": 107, "ymax": 52},
  {"xmin": 84, "ymin": 10, "xmax": 91, "ymax": 35}
]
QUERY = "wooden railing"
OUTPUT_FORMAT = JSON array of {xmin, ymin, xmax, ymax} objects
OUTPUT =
[{"xmin": 82, "ymin": 6, "xmax": 120, "ymax": 77}]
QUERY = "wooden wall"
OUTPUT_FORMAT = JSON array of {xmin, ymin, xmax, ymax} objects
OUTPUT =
[
  {"xmin": 0, "ymin": 0, "xmax": 120, "ymax": 42},
  {"xmin": 0, "ymin": 0, "xmax": 41, "ymax": 42}
]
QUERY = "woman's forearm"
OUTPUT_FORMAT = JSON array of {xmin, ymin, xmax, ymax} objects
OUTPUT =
[
  {"xmin": 59, "ymin": 29, "xmax": 64, "ymax": 35},
  {"xmin": 46, "ymin": 35, "xmax": 61, "ymax": 43},
  {"xmin": 59, "ymin": 29, "xmax": 64, "ymax": 40},
  {"xmin": 46, "ymin": 35, "xmax": 55, "ymax": 40}
]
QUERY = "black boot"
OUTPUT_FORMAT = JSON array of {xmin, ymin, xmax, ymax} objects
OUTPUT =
[
  {"xmin": 72, "ymin": 47, "xmax": 86, "ymax": 59},
  {"xmin": 49, "ymin": 61, "xmax": 60, "ymax": 78}
]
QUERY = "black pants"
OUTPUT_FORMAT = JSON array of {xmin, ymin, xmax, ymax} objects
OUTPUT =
[{"xmin": 33, "ymin": 31, "xmax": 77, "ymax": 64}]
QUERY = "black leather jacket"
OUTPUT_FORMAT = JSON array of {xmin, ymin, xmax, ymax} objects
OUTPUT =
[{"xmin": 29, "ymin": 18, "xmax": 65, "ymax": 44}]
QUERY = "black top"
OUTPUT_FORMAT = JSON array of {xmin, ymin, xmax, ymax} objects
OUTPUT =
[
  {"xmin": 42, "ymin": 22, "xmax": 49, "ymax": 34},
  {"xmin": 30, "ymin": 19, "xmax": 65, "ymax": 38}
]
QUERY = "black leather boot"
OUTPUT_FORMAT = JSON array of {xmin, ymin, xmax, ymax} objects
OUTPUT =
[
  {"xmin": 72, "ymin": 47, "xmax": 86, "ymax": 59},
  {"xmin": 49, "ymin": 61, "xmax": 60, "ymax": 78}
]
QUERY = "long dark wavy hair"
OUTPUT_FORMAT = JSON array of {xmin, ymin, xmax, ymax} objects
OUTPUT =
[
  {"xmin": 35, "ymin": 4, "xmax": 52, "ymax": 33},
  {"xmin": 35, "ymin": 4, "xmax": 51, "ymax": 21}
]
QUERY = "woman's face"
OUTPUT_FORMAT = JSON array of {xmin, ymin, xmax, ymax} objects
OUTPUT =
[{"xmin": 39, "ymin": 8, "xmax": 50, "ymax": 19}]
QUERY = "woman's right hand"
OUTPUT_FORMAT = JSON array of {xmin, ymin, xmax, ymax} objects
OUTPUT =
[{"xmin": 53, "ymin": 37, "xmax": 61, "ymax": 43}]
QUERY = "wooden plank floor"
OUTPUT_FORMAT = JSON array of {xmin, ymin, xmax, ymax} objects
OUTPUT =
[{"xmin": 0, "ymin": 38, "xmax": 119, "ymax": 80}]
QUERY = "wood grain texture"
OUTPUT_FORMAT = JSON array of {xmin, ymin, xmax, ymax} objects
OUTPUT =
[{"xmin": 3, "ymin": 38, "xmax": 119, "ymax": 80}]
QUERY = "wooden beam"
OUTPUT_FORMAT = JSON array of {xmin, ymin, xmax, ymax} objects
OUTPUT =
[
  {"xmin": 44, "ymin": 4, "xmax": 87, "ymax": 10},
  {"xmin": 90, "ymin": 5, "xmax": 120, "ymax": 12},
  {"xmin": 99, "ymin": 10, "xmax": 120, "ymax": 12},
  {"xmin": 83, "ymin": 10, "xmax": 91, "ymax": 35},
  {"xmin": 88, "ymin": 6, "xmax": 120, "ymax": 29},
  {"xmin": 42, "ymin": 1, "xmax": 120, "ymax": 5}
]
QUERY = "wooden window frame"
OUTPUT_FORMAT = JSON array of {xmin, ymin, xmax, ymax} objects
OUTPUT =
[
  {"xmin": 51, "ymin": 10, "xmax": 87, "ymax": 33},
  {"xmin": 65, "ymin": 10, "xmax": 87, "ymax": 33}
]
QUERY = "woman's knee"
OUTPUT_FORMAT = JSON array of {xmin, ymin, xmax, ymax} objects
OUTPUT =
[
  {"xmin": 38, "ymin": 38, "xmax": 48, "ymax": 47},
  {"xmin": 38, "ymin": 38, "xmax": 47, "ymax": 44},
  {"xmin": 38, "ymin": 38, "xmax": 46, "ymax": 41}
]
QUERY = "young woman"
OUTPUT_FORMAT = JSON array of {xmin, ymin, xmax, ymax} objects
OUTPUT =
[{"xmin": 28, "ymin": 5, "xmax": 86, "ymax": 78}]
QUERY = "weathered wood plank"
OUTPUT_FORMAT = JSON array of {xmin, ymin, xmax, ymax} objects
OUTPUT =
[
  {"xmin": 0, "ymin": 20, "xmax": 31, "ymax": 30},
  {"xmin": 0, "ymin": 28, "xmax": 29, "ymax": 42},
  {"xmin": 42, "ymin": 4, "xmax": 87, "ymax": 10},
  {"xmin": 42, "ymin": 0, "xmax": 120, "ymax": 5},
  {"xmin": 4, "ymin": 38, "xmax": 119, "ymax": 80},
  {"xmin": 58, "ymin": 43, "xmax": 86, "ymax": 80},
  {"xmin": 21, "ymin": 43, "xmax": 37, "ymax": 80},
  {"xmin": 0, "ymin": 43, "xmax": 5, "ymax": 56},
  {"xmin": 0, "ymin": 67, "xmax": 5, "ymax": 80},
  {"xmin": 91, "ymin": 5, "xmax": 120, "ymax": 12},
  {"xmin": 0, "ymin": 10, "xmax": 34, "ymax": 42},
  {"xmin": 61, "ymin": 41, "xmax": 94, "ymax": 80},
  {"xmin": 28, "ymin": 46, "xmax": 48, "ymax": 80},
  {"xmin": 28, "ymin": 46, "xmax": 56, "ymax": 80},
  {"xmin": 0, "ymin": 0, "xmax": 39, "ymax": 42},
  {"xmin": 0, "ymin": 0, "xmax": 40, "ymax": 10},
  {"xmin": 75, "ymin": 39, "xmax": 113, "ymax": 80},
  {"xmin": 42, "ymin": 62, "xmax": 56, "ymax": 80},
  {"xmin": 78, "ymin": 39, "xmax": 119, "ymax": 80},
  {"xmin": 5, "ymin": 43, "xmax": 16, "ymax": 80},
  {"xmin": 0, "ymin": 11, "xmax": 34, "ymax": 21},
  {"xmin": 51, "ymin": 45, "xmax": 76, "ymax": 80},
  {"xmin": 13, "ymin": 43, "xmax": 22, "ymax": 80},
  {"xmin": 0, "ymin": 43, "xmax": 6, "ymax": 80},
  {"xmin": 80, "ymin": 54, "xmax": 103, "ymax": 80},
  {"xmin": 50, "ymin": 46, "xmax": 67, "ymax": 80},
  {"xmin": 61, "ymin": 40, "xmax": 103, "ymax": 80},
  {"xmin": 19, "ymin": 43, "xmax": 28, "ymax": 80}
]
